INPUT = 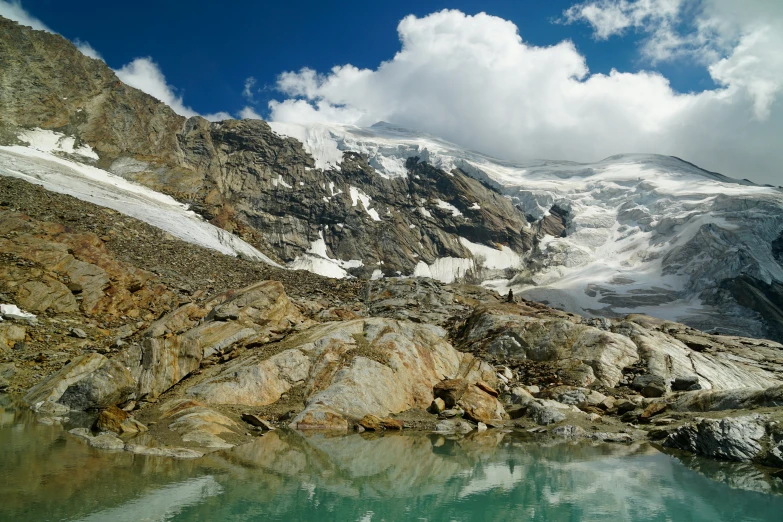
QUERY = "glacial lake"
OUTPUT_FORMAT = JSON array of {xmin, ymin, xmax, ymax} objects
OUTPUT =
[{"xmin": 1, "ymin": 396, "xmax": 782, "ymax": 522}]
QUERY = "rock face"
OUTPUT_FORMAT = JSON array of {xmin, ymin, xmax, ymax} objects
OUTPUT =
[{"xmin": 663, "ymin": 415, "xmax": 768, "ymax": 462}]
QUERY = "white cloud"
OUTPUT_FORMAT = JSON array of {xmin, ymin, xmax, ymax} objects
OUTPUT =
[
  {"xmin": 239, "ymin": 106, "xmax": 263, "ymax": 120},
  {"xmin": 268, "ymin": 7, "xmax": 783, "ymax": 185},
  {"xmin": 73, "ymin": 38, "xmax": 102, "ymax": 60},
  {"xmin": 114, "ymin": 57, "xmax": 202, "ymax": 118},
  {"xmin": 242, "ymin": 76, "xmax": 257, "ymax": 102},
  {"xmin": 0, "ymin": 0, "xmax": 50, "ymax": 31}
]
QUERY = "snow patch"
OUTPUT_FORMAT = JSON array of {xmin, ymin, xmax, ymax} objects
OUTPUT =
[
  {"xmin": 349, "ymin": 186, "xmax": 381, "ymax": 221},
  {"xmin": 289, "ymin": 231, "xmax": 363, "ymax": 279},
  {"xmin": 19, "ymin": 128, "xmax": 99, "ymax": 160},
  {"xmin": 0, "ymin": 304, "xmax": 37, "ymax": 324},
  {"xmin": 435, "ymin": 199, "xmax": 462, "ymax": 217},
  {"xmin": 0, "ymin": 145, "xmax": 279, "ymax": 266}
]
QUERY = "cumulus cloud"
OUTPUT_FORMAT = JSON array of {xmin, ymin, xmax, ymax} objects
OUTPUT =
[
  {"xmin": 115, "ymin": 57, "xmax": 201, "ymax": 118},
  {"xmin": 268, "ymin": 7, "xmax": 783, "ymax": 185}
]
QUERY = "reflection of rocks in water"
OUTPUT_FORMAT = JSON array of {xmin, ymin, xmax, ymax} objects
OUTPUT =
[
  {"xmin": 665, "ymin": 448, "xmax": 783, "ymax": 496},
  {"xmin": 4, "ymin": 409, "xmax": 783, "ymax": 521}
]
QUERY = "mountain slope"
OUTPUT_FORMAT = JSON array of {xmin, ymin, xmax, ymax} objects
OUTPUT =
[{"xmin": 2, "ymin": 16, "xmax": 783, "ymax": 341}]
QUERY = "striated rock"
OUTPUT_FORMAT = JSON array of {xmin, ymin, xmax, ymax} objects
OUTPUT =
[
  {"xmin": 455, "ymin": 308, "xmax": 639, "ymax": 388},
  {"xmin": 24, "ymin": 353, "xmax": 136, "ymax": 411},
  {"xmin": 673, "ymin": 385, "xmax": 783, "ymax": 412},
  {"xmin": 188, "ymin": 348, "xmax": 311, "ymax": 406},
  {"xmin": 0, "ymin": 362, "xmax": 15, "ymax": 390},
  {"xmin": 663, "ymin": 415, "xmax": 767, "ymax": 462},
  {"xmin": 359, "ymin": 414, "xmax": 384, "ymax": 431}
]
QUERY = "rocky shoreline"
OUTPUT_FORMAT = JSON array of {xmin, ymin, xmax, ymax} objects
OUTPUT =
[{"xmin": 0, "ymin": 178, "xmax": 781, "ymax": 482}]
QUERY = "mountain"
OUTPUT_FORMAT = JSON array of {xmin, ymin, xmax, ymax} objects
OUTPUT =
[
  {"xmin": 2, "ymin": 16, "xmax": 783, "ymax": 343},
  {"xmin": 3, "ymin": 16, "xmax": 783, "ymax": 474}
]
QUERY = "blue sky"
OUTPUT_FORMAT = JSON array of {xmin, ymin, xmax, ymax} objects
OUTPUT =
[
  {"xmin": 15, "ymin": 0, "xmax": 714, "ymax": 118},
  {"xmin": 2, "ymin": 1, "xmax": 782, "ymax": 185}
]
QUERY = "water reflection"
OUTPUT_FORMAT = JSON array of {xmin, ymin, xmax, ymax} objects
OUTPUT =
[{"xmin": 1, "ymin": 395, "xmax": 782, "ymax": 522}]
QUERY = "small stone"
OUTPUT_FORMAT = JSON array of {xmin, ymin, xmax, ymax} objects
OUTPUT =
[
  {"xmin": 359, "ymin": 414, "xmax": 384, "ymax": 431},
  {"xmin": 428, "ymin": 397, "xmax": 446, "ymax": 414},
  {"xmin": 475, "ymin": 381, "xmax": 499, "ymax": 398},
  {"xmin": 381, "ymin": 418, "xmax": 404, "ymax": 430},
  {"xmin": 477, "ymin": 422, "xmax": 488, "ymax": 432},
  {"xmin": 440, "ymin": 408, "xmax": 460, "ymax": 418},
  {"xmin": 639, "ymin": 401, "xmax": 668, "ymax": 423},
  {"xmin": 621, "ymin": 409, "xmax": 641, "ymax": 423},
  {"xmin": 241, "ymin": 413, "xmax": 274, "ymax": 430},
  {"xmin": 70, "ymin": 328, "xmax": 88, "ymax": 339},
  {"xmin": 614, "ymin": 399, "xmax": 637, "ymax": 414},
  {"xmin": 587, "ymin": 413, "xmax": 602, "ymax": 422}
]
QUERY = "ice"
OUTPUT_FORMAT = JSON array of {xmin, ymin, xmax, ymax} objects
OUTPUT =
[
  {"xmin": 19, "ymin": 128, "xmax": 99, "ymax": 160},
  {"xmin": 459, "ymin": 238, "xmax": 521, "ymax": 270},
  {"xmin": 413, "ymin": 257, "xmax": 474, "ymax": 284},
  {"xmin": 0, "ymin": 144, "xmax": 280, "ymax": 266}
]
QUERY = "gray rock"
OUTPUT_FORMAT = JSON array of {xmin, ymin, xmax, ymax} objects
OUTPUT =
[
  {"xmin": 663, "ymin": 415, "xmax": 767, "ymax": 462},
  {"xmin": 526, "ymin": 400, "xmax": 566, "ymax": 426},
  {"xmin": 631, "ymin": 374, "xmax": 667, "ymax": 398},
  {"xmin": 435, "ymin": 418, "xmax": 474, "ymax": 434},
  {"xmin": 69, "ymin": 328, "xmax": 88, "ymax": 339},
  {"xmin": 672, "ymin": 375, "xmax": 700, "ymax": 391}
]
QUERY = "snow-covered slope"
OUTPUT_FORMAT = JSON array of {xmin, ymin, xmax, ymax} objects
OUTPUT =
[
  {"xmin": 0, "ymin": 130, "xmax": 280, "ymax": 266},
  {"xmin": 271, "ymin": 121, "xmax": 783, "ymax": 337}
]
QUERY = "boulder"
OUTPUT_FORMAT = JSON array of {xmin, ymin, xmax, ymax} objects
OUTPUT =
[
  {"xmin": 639, "ymin": 401, "xmax": 668, "ymax": 423},
  {"xmin": 526, "ymin": 400, "xmax": 566, "ymax": 426},
  {"xmin": 631, "ymin": 374, "xmax": 667, "ymax": 398},
  {"xmin": 24, "ymin": 353, "xmax": 136, "ymax": 411},
  {"xmin": 458, "ymin": 384, "xmax": 506, "ymax": 424},
  {"xmin": 69, "ymin": 428, "xmax": 125, "ymax": 451},
  {"xmin": 0, "ymin": 324, "xmax": 25, "ymax": 351},
  {"xmin": 672, "ymin": 375, "xmax": 701, "ymax": 391}
]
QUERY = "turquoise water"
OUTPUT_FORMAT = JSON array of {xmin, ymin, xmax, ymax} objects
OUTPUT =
[{"xmin": 1, "ymin": 396, "xmax": 782, "ymax": 521}]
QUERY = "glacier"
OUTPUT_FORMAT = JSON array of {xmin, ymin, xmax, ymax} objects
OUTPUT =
[{"xmin": 271, "ymin": 121, "xmax": 783, "ymax": 337}]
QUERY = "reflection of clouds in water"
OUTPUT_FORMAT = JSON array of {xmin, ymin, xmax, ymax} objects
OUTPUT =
[
  {"xmin": 458, "ymin": 463, "xmax": 525, "ymax": 499},
  {"xmin": 75, "ymin": 476, "xmax": 222, "ymax": 522}
]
